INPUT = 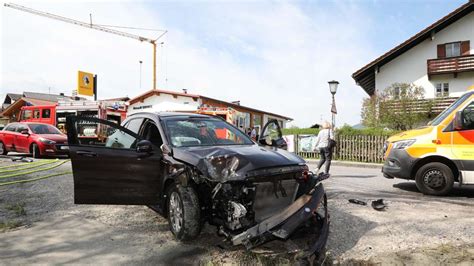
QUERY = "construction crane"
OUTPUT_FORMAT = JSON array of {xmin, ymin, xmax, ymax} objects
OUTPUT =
[{"xmin": 4, "ymin": 3, "xmax": 167, "ymax": 90}]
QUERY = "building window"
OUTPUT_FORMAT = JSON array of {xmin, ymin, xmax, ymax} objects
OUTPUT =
[
  {"xmin": 42, "ymin": 109, "xmax": 51, "ymax": 118},
  {"xmin": 435, "ymin": 83, "xmax": 449, "ymax": 97},
  {"xmin": 21, "ymin": 110, "xmax": 32, "ymax": 120},
  {"xmin": 445, "ymin": 42, "xmax": 461, "ymax": 58},
  {"xmin": 33, "ymin": 109, "xmax": 40, "ymax": 119}
]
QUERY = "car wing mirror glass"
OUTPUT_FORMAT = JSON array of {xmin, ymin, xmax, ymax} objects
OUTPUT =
[
  {"xmin": 453, "ymin": 111, "xmax": 464, "ymax": 131},
  {"xmin": 160, "ymin": 143, "xmax": 172, "ymax": 156},
  {"xmin": 136, "ymin": 140, "xmax": 153, "ymax": 153},
  {"xmin": 20, "ymin": 129, "xmax": 29, "ymax": 135}
]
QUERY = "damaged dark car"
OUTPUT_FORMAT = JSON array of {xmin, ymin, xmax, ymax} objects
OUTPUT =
[{"xmin": 66, "ymin": 112, "xmax": 329, "ymax": 259}]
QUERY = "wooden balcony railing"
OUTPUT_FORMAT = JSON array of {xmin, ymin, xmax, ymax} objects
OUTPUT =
[
  {"xmin": 383, "ymin": 97, "xmax": 457, "ymax": 115},
  {"xmin": 428, "ymin": 54, "xmax": 474, "ymax": 77}
]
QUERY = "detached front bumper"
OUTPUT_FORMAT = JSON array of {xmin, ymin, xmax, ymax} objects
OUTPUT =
[{"xmin": 231, "ymin": 182, "xmax": 329, "ymax": 258}]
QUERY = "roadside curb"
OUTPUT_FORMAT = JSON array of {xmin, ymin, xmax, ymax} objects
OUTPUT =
[{"xmin": 306, "ymin": 159, "xmax": 383, "ymax": 169}]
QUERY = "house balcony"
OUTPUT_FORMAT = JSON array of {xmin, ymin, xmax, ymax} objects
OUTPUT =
[
  {"xmin": 383, "ymin": 97, "xmax": 457, "ymax": 115},
  {"xmin": 427, "ymin": 54, "xmax": 474, "ymax": 79}
]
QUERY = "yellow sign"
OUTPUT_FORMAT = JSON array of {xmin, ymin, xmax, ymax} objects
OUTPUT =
[{"xmin": 78, "ymin": 71, "xmax": 94, "ymax": 96}]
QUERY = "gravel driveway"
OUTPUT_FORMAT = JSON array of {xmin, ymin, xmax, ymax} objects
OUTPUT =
[{"xmin": 0, "ymin": 157, "xmax": 473, "ymax": 265}]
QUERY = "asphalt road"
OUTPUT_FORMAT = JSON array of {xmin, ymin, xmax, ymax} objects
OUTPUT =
[
  {"xmin": 308, "ymin": 161, "xmax": 474, "ymax": 263},
  {"xmin": 0, "ymin": 157, "xmax": 473, "ymax": 265}
]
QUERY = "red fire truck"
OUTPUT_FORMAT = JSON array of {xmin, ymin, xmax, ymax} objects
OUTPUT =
[{"xmin": 19, "ymin": 100, "xmax": 127, "ymax": 141}]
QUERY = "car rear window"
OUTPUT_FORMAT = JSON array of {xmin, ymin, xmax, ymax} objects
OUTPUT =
[{"xmin": 28, "ymin": 124, "xmax": 62, "ymax": 134}]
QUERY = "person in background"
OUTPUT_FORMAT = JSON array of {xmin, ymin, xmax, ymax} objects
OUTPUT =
[
  {"xmin": 250, "ymin": 127, "xmax": 257, "ymax": 141},
  {"xmin": 313, "ymin": 121, "xmax": 335, "ymax": 174}
]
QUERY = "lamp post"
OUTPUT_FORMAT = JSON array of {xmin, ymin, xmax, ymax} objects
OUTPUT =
[{"xmin": 328, "ymin": 80, "xmax": 339, "ymax": 129}]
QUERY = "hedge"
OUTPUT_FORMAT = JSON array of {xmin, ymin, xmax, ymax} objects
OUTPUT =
[{"xmin": 282, "ymin": 125, "xmax": 400, "ymax": 137}]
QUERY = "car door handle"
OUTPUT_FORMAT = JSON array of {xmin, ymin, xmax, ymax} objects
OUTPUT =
[{"xmin": 76, "ymin": 151, "xmax": 97, "ymax": 157}]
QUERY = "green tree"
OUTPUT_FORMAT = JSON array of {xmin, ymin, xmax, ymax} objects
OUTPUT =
[
  {"xmin": 361, "ymin": 83, "xmax": 430, "ymax": 130},
  {"xmin": 361, "ymin": 96, "xmax": 379, "ymax": 128}
]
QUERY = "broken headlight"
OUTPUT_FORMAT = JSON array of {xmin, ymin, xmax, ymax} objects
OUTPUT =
[{"xmin": 204, "ymin": 155, "xmax": 240, "ymax": 180}]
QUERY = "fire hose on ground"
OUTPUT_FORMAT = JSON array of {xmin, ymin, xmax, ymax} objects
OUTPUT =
[{"xmin": 0, "ymin": 159, "xmax": 72, "ymax": 186}]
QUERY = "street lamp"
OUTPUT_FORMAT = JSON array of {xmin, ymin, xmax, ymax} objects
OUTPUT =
[
  {"xmin": 328, "ymin": 80, "xmax": 339, "ymax": 129},
  {"xmin": 328, "ymin": 80, "xmax": 339, "ymax": 95}
]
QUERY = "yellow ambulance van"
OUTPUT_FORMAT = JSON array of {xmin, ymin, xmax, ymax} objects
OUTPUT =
[{"xmin": 382, "ymin": 88, "xmax": 474, "ymax": 195}]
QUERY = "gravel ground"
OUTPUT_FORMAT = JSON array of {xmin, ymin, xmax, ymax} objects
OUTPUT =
[
  {"xmin": 318, "ymin": 163, "xmax": 474, "ymax": 265},
  {"xmin": 0, "ymin": 157, "xmax": 473, "ymax": 265}
]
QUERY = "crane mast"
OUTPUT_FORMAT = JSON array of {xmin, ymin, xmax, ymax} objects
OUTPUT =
[{"xmin": 4, "ymin": 3, "xmax": 166, "ymax": 90}]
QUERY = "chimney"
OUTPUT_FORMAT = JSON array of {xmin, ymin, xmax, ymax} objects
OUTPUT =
[
  {"xmin": 231, "ymin": 100, "xmax": 240, "ymax": 105},
  {"xmin": 182, "ymin": 89, "xmax": 188, "ymax": 94}
]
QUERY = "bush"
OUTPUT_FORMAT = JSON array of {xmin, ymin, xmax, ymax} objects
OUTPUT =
[
  {"xmin": 282, "ymin": 128, "xmax": 319, "ymax": 135},
  {"xmin": 336, "ymin": 125, "xmax": 400, "ymax": 137},
  {"xmin": 282, "ymin": 125, "xmax": 399, "ymax": 137}
]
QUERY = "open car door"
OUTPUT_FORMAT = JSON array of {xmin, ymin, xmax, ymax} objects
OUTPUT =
[
  {"xmin": 258, "ymin": 119, "xmax": 287, "ymax": 150},
  {"xmin": 66, "ymin": 116, "xmax": 161, "ymax": 205}
]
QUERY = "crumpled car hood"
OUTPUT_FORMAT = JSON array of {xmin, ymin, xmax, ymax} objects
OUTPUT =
[{"xmin": 172, "ymin": 144, "xmax": 306, "ymax": 182}]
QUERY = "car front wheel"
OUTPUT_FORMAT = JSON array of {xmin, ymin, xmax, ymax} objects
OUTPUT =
[
  {"xmin": 31, "ymin": 143, "xmax": 41, "ymax": 158},
  {"xmin": 167, "ymin": 184, "xmax": 201, "ymax": 241},
  {"xmin": 415, "ymin": 162, "xmax": 454, "ymax": 196}
]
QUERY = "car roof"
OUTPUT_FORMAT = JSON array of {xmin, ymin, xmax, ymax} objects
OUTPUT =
[
  {"xmin": 129, "ymin": 111, "xmax": 217, "ymax": 120},
  {"xmin": 11, "ymin": 122, "xmax": 53, "ymax": 125}
]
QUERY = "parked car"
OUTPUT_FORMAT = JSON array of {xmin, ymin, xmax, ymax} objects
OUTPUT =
[
  {"xmin": 65, "ymin": 112, "xmax": 329, "ymax": 259},
  {"xmin": 383, "ymin": 88, "xmax": 474, "ymax": 195},
  {"xmin": 0, "ymin": 122, "xmax": 68, "ymax": 158}
]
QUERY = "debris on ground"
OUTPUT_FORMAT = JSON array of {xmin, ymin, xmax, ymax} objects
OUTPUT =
[
  {"xmin": 348, "ymin": 199, "xmax": 367, "ymax": 206},
  {"xmin": 371, "ymin": 199, "xmax": 387, "ymax": 211}
]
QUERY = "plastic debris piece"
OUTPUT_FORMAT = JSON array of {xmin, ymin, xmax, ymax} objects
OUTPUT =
[
  {"xmin": 371, "ymin": 199, "xmax": 387, "ymax": 211},
  {"xmin": 348, "ymin": 199, "xmax": 367, "ymax": 206}
]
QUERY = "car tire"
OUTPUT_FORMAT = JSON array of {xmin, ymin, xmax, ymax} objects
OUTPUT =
[
  {"xmin": 0, "ymin": 141, "xmax": 7, "ymax": 155},
  {"xmin": 31, "ymin": 143, "xmax": 41, "ymax": 158},
  {"xmin": 415, "ymin": 162, "xmax": 454, "ymax": 196},
  {"xmin": 166, "ymin": 184, "xmax": 201, "ymax": 241}
]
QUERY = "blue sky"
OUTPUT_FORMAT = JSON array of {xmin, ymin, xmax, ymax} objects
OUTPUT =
[{"xmin": 0, "ymin": 0, "xmax": 468, "ymax": 127}]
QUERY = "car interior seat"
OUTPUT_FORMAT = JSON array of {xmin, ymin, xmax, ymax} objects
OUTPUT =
[{"xmin": 145, "ymin": 124, "xmax": 163, "ymax": 147}]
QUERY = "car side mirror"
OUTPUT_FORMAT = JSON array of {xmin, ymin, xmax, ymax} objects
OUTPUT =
[
  {"xmin": 136, "ymin": 140, "xmax": 153, "ymax": 153},
  {"xmin": 160, "ymin": 144, "xmax": 172, "ymax": 156},
  {"xmin": 20, "ymin": 129, "xmax": 29, "ymax": 135},
  {"xmin": 274, "ymin": 137, "xmax": 288, "ymax": 150},
  {"xmin": 453, "ymin": 111, "xmax": 464, "ymax": 131},
  {"xmin": 258, "ymin": 137, "xmax": 270, "ymax": 146},
  {"xmin": 258, "ymin": 136, "xmax": 287, "ymax": 149}
]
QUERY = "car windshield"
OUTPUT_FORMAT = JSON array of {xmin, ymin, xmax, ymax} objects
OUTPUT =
[
  {"xmin": 165, "ymin": 118, "xmax": 254, "ymax": 147},
  {"xmin": 28, "ymin": 124, "xmax": 62, "ymax": 135},
  {"xmin": 428, "ymin": 92, "xmax": 472, "ymax": 126}
]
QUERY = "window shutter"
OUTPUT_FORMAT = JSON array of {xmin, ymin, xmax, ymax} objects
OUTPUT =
[
  {"xmin": 461, "ymin": 41, "xmax": 470, "ymax": 55},
  {"xmin": 437, "ymin": 44, "xmax": 446, "ymax": 58}
]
